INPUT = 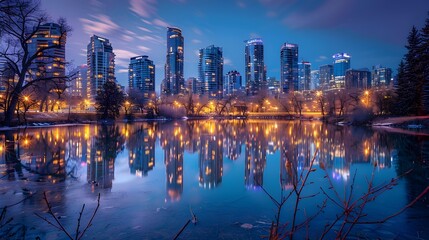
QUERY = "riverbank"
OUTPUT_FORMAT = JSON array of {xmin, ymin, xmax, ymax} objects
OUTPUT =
[{"xmin": 1, "ymin": 112, "xmax": 429, "ymax": 134}]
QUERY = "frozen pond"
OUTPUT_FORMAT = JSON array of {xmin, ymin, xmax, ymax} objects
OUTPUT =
[{"xmin": 0, "ymin": 120, "xmax": 428, "ymax": 239}]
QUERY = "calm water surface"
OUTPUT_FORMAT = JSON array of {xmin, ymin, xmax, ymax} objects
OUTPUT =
[{"xmin": 0, "ymin": 120, "xmax": 428, "ymax": 239}]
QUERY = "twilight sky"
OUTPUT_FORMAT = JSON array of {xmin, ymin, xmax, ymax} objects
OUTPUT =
[{"xmin": 40, "ymin": 0, "xmax": 429, "ymax": 92}]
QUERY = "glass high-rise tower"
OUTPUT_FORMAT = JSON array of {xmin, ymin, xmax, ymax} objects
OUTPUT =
[
  {"xmin": 245, "ymin": 38, "xmax": 265, "ymax": 96},
  {"xmin": 129, "ymin": 55, "xmax": 155, "ymax": 102},
  {"xmin": 198, "ymin": 45, "xmax": 223, "ymax": 99},
  {"xmin": 319, "ymin": 64, "xmax": 333, "ymax": 90},
  {"xmin": 28, "ymin": 23, "xmax": 66, "ymax": 80},
  {"xmin": 224, "ymin": 70, "xmax": 242, "ymax": 96},
  {"xmin": 371, "ymin": 65, "xmax": 392, "ymax": 87},
  {"xmin": 280, "ymin": 43, "xmax": 298, "ymax": 93},
  {"xmin": 28, "ymin": 23, "xmax": 67, "ymax": 109},
  {"xmin": 87, "ymin": 35, "xmax": 115, "ymax": 99},
  {"xmin": 164, "ymin": 27, "xmax": 184, "ymax": 95},
  {"xmin": 298, "ymin": 61, "xmax": 311, "ymax": 91},
  {"xmin": 333, "ymin": 53, "xmax": 351, "ymax": 88}
]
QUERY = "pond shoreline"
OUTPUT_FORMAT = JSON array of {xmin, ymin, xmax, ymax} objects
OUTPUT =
[{"xmin": 1, "ymin": 113, "xmax": 429, "ymax": 135}]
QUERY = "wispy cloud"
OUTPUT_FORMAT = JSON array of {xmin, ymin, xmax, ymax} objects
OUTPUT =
[
  {"xmin": 122, "ymin": 30, "xmax": 137, "ymax": 42},
  {"xmin": 224, "ymin": 58, "xmax": 232, "ymax": 66},
  {"xmin": 192, "ymin": 39, "xmax": 201, "ymax": 44},
  {"xmin": 118, "ymin": 69, "xmax": 129, "ymax": 73},
  {"xmin": 315, "ymin": 55, "xmax": 328, "ymax": 62},
  {"xmin": 138, "ymin": 45, "xmax": 151, "ymax": 52},
  {"xmin": 80, "ymin": 14, "xmax": 119, "ymax": 35},
  {"xmin": 282, "ymin": 0, "xmax": 350, "ymax": 29},
  {"xmin": 142, "ymin": 19, "xmax": 152, "ymax": 25},
  {"xmin": 129, "ymin": 0, "xmax": 157, "ymax": 18},
  {"xmin": 138, "ymin": 35, "xmax": 164, "ymax": 44},
  {"xmin": 138, "ymin": 26, "xmax": 152, "ymax": 33},
  {"xmin": 152, "ymin": 18, "xmax": 169, "ymax": 28},
  {"xmin": 115, "ymin": 49, "xmax": 139, "ymax": 67}
]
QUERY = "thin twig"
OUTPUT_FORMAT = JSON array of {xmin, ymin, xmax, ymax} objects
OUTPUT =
[
  {"xmin": 34, "ymin": 212, "xmax": 63, "ymax": 231},
  {"xmin": 75, "ymin": 204, "xmax": 85, "ymax": 240},
  {"xmin": 349, "ymin": 186, "xmax": 429, "ymax": 225},
  {"xmin": 290, "ymin": 149, "xmax": 318, "ymax": 239},
  {"xmin": 173, "ymin": 219, "xmax": 191, "ymax": 240},
  {"xmin": 5, "ymin": 193, "xmax": 34, "ymax": 208},
  {"xmin": 77, "ymin": 193, "xmax": 100, "ymax": 240},
  {"xmin": 41, "ymin": 192, "xmax": 73, "ymax": 239}
]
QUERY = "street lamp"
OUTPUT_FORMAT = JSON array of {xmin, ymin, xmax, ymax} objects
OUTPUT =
[{"xmin": 364, "ymin": 90, "xmax": 369, "ymax": 107}]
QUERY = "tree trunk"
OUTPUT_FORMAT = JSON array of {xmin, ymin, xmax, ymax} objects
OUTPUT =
[{"xmin": 4, "ymin": 91, "xmax": 19, "ymax": 126}]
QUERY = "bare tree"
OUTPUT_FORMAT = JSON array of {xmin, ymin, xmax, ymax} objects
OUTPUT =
[
  {"xmin": 373, "ymin": 86, "xmax": 396, "ymax": 115},
  {"xmin": 291, "ymin": 92, "xmax": 304, "ymax": 117},
  {"xmin": 0, "ymin": 0, "xmax": 71, "ymax": 125},
  {"xmin": 315, "ymin": 91, "xmax": 328, "ymax": 118},
  {"xmin": 128, "ymin": 89, "xmax": 146, "ymax": 113},
  {"xmin": 276, "ymin": 93, "xmax": 293, "ymax": 116}
]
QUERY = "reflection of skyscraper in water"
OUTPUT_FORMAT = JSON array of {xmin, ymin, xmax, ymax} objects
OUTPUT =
[
  {"xmin": 199, "ymin": 133, "xmax": 223, "ymax": 189},
  {"xmin": 223, "ymin": 123, "xmax": 243, "ymax": 161},
  {"xmin": 279, "ymin": 123, "xmax": 315, "ymax": 189},
  {"xmin": 87, "ymin": 126, "xmax": 123, "ymax": 190},
  {"xmin": 224, "ymin": 137, "xmax": 241, "ymax": 161},
  {"xmin": 87, "ymin": 149, "xmax": 114, "ymax": 189},
  {"xmin": 331, "ymin": 130, "xmax": 348, "ymax": 181},
  {"xmin": 19, "ymin": 130, "xmax": 66, "ymax": 183},
  {"xmin": 64, "ymin": 127, "xmax": 91, "ymax": 175},
  {"xmin": 280, "ymin": 147, "xmax": 296, "ymax": 190},
  {"xmin": 184, "ymin": 121, "xmax": 200, "ymax": 154},
  {"xmin": 162, "ymin": 124, "xmax": 184, "ymax": 202},
  {"xmin": 245, "ymin": 126, "xmax": 267, "ymax": 188},
  {"xmin": 128, "ymin": 125, "xmax": 156, "ymax": 177},
  {"xmin": 369, "ymin": 133, "xmax": 393, "ymax": 169}
]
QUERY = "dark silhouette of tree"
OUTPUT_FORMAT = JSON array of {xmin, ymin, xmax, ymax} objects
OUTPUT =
[
  {"xmin": 0, "ymin": 0, "xmax": 71, "ymax": 125},
  {"xmin": 395, "ymin": 25, "xmax": 428, "ymax": 115},
  {"xmin": 127, "ymin": 88, "xmax": 146, "ymax": 113},
  {"xmin": 395, "ymin": 61, "xmax": 411, "ymax": 115},
  {"xmin": 94, "ymin": 81, "xmax": 125, "ymax": 120},
  {"xmin": 406, "ymin": 26, "xmax": 424, "ymax": 115},
  {"xmin": 420, "ymin": 13, "xmax": 429, "ymax": 114}
]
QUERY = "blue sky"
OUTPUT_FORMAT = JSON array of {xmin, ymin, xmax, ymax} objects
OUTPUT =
[{"xmin": 40, "ymin": 0, "xmax": 429, "ymax": 92}]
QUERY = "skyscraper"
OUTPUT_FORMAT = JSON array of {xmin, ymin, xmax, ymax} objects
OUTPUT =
[
  {"xmin": 345, "ymin": 68, "xmax": 371, "ymax": 89},
  {"xmin": 298, "ymin": 61, "xmax": 311, "ymax": 91},
  {"xmin": 371, "ymin": 65, "xmax": 392, "ymax": 87},
  {"xmin": 186, "ymin": 77, "xmax": 197, "ymax": 94},
  {"xmin": 267, "ymin": 76, "xmax": 280, "ymax": 96},
  {"xmin": 319, "ymin": 64, "xmax": 333, "ymax": 90},
  {"xmin": 28, "ymin": 23, "xmax": 67, "ymax": 109},
  {"xmin": 245, "ymin": 38, "xmax": 265, "ymax": 95},
  {"xmin": 28, "ymin": 23, "xmax": 66, "ymax": 81},
  {"xmin": 87, "ymin": 35, "xmax": 115, "ymax": 99},
  {"xmin": 69, "ymin": 65, "xmax": 88, "ymax": 98},
  {"xmin": 164, "ymin": 27, "xmax": 184, "ymax": 95},
  {"xmin": 128, "ymin": 55, "xmax": 155, "ymax": 101},
  {"xmin": 280, "ymin": 43, "xmax": 299, "ymax": 93},
  {"xmin": 333, "ymin": 53, "xmax": 351, "ymax": 88},
  {"xmin": 311, "ymin": 70, "xmax": 320, "ymax": 90},
  {"xmin": 224, "ymin": 70, "xmax": 242, "ymax": 96},
  {"xmin": 198, "ymin": 45, "xmax": 223, "ymax": 98}
]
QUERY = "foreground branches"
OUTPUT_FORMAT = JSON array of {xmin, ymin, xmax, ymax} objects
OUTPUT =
[{"xmin": 35, "ymin": 192, "xmax": 100, "ymax": 240}]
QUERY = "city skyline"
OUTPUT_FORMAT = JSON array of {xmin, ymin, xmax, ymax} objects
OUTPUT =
[{"xmin": 40, "ymin": 0, "xmax": 429, "ymax": 93}]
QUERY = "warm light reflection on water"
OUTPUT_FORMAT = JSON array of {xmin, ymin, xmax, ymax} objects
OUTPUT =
[{"xmin": 0, "ymin": 120, "xmax": 428, "ymax": 239}]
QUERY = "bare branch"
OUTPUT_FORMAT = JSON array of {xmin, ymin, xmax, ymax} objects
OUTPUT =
[{"xmin": 78, "ymin": 193, "xmax": 100, "ymax": 240}]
